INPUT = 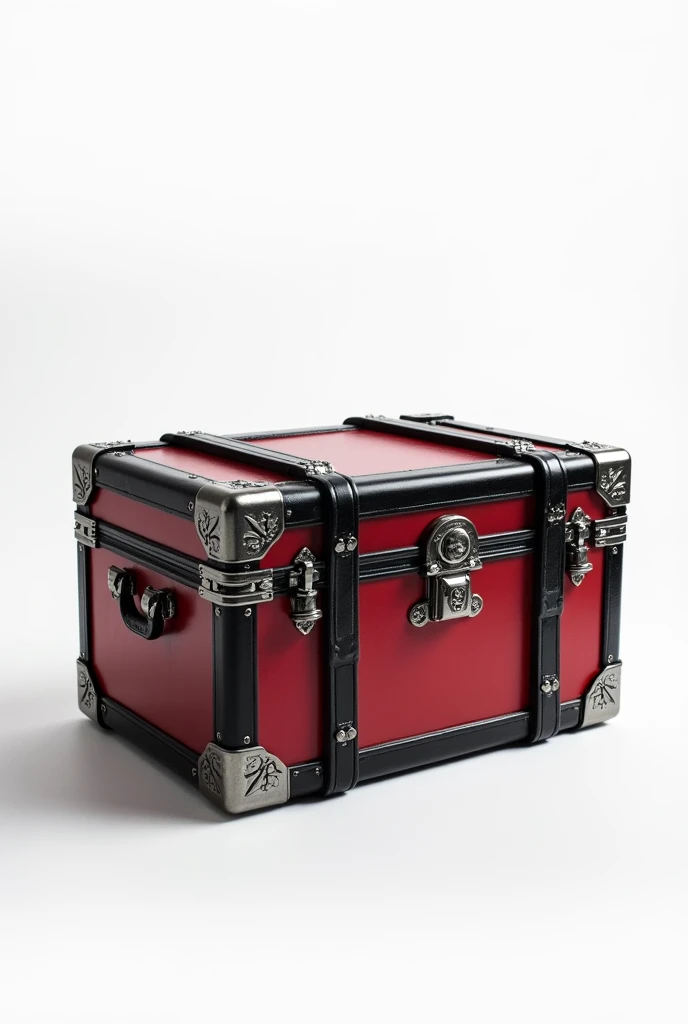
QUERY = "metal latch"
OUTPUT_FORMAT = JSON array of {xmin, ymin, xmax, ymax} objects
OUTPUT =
[
  {"xmin": 566, "ymin": 509, "xmax": 628, "ymax": 586},
  {"xmin": 289, "ymin": 547, "xmax": 322, "ymax": 635},
  {"xmin": 408, "ymin": 515, "xmax": 484, "ymax": 627},
  {"xmin": 198, "ymin": 564, "xmax": 274, "ymax": 607},
  {"xmin": 74, "ymin": 512, "xmax": 98, "ymax": 548}
]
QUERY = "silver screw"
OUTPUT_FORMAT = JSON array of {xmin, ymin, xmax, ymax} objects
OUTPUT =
[
  {"xmin": 187, "ymin": 501, "xmax": 194, "ymax": 512},
  {"xmin": 608, "ymin": 655, "xmax": 614, "ymax": 664},
  {"xmin": 81, "ymin": 652, "xmax": 86, "ymax": 659},
  {"xmin": 293, "ymin": 770, "xmax": 299, "ymax": 776},
  {"xmin": 244, "ymin": 608, "xmax": 252, "ymax": 617},
  {"xmin": 100, "ymin": 703, "xmax": 107, "ymax": 716},
  {"xmin": 243, "ymin": 735, "xmax": 250, "ymax": 745},
  {"xmin": 78, "ymin": 544, "xmax": 84, "ymax": 553},
  {"xmin": 215, "ymin": 608, "xmax": 221, "ymax": 617},
  {"xmin": 286, "ymin": 509, "xmax": 292, "ymax": 517},
  {"xmin": 216, "ymin": 732, "xmax": 221, "ymax": 741},
  {"xmin": 315, "ymin": 767, "xmax": 322, "ymax": 776},
  {"xmin": 192, "ymin": 767, "xmax": 197, "ymax": 777},
  {"xmin": 612, "ymin": 546, "xmax": 618, "ymax": 554}
]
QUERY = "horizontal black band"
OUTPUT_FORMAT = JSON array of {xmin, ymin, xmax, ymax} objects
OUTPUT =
[
  {"xmin": 95, "ymin": 519, "xmax": 536, "ymax": 594},
  {"xmin": 99, "ymin": 695, "xmax": 582, "ymax": 801}
]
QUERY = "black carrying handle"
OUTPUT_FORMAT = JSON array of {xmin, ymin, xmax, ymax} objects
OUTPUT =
[{"xmin": 107, "ymin": 566, "xmax": 176, "ymax": 641}]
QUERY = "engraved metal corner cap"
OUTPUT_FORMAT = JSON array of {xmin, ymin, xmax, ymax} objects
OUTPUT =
[
  {"xmin": 194, "ymin": 481, "xmax": 285, "ymax": 562},
  {"xmin": 72, "ymin": 441, "xmax": 133, "ymax": 505},
  {"xmin": 76, "ymin": 659, "xmax": 99, "ymax": 723},
  {"xmin": 577, "ymin": 445, "xmax": 631, "ymax": 509},
  {"xmin": 581, "ymin": 662, "xmax": 621, "ymax": 728},
  {"xmin": 198, "ymin": 744, "xmax": 290, "ymax": 814}
]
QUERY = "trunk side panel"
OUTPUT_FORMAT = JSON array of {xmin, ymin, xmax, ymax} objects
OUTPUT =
[
  {"xmin": 559, "ymin": 491, "xmax": 609, "ymax": 702},
  {"xmin": 89, "ymin": 548, "xmax": 213, "ymax": 754}
]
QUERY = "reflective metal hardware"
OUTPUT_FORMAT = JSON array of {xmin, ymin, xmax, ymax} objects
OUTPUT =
[
  {"xmin": 289, "ymin": 547, "xmax": 322, "ymax": 635},
  {"xmin": 581, "ymin": 662, "xmax": 621, "ymax": 727},
  {"xmin": 76, "ymin": 659, "xmax": 99, "ymax": 724},
  {"xmin": 74, "ymin": 513, "xmax": 98, "ymax": 548},
  {"xmin": 541, "ymin": 675, "xmax": 560, "ymax": 695},
  {"xmin": 72, "ymin": 441, "xmax": 134, "ymax": 505},
  {"xmin": 408, "ymin": 514, "xmax": 484, "ymax": 627},
  {"xmin": 334, "ymin": 534, "xmax": 357, "ymax": 554},
  {"xmin": 578, "ymin": 444, "xmax": 631, "ymax": 509},
  {"xmin": 194, "ymin": 481, "xmax": 285, "ymax": 562},
  {"xmin": 303, "ymin": 460, "xmax": 335, "ymax": 475},
  {"xmin": 592, "ymin": 514, "xmax": 628, "ymax": 547},
  {"xmin": 198, "ymin": 564, "xmax": 274, "ymax": 608},
  {"xmin": 510, "ymin": 438, "xmax": 536, "ymax": 453},
  {"xmin": 335, "ymin": 725, "xmax": 357, "ymax": 743},
  {"xmin": 197, "ymin": 743, "xmax": 290, "ymax": 814},
  {"xmin": 547, "ymin": 502, "xmax": 567, "ymax": 523},
  {"xmin": 107, "ymin": 566, "xmax": 176, "ymax": 621},
  {"xmin": 565, "ymin": 507, "xmax": 593, "ymax": 586}
]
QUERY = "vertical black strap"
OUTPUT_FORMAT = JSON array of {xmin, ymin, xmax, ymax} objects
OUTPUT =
[
  {"xmin": 308, "ymin": 473, "xmax": 361, "ymax": 795},
  {"xmin": 527, "ymin": 452, "xmax": 567, "ymax": 742},
  {"xmin": 345, "ymin": 416, "xmax": 568, "ymax": 742}
]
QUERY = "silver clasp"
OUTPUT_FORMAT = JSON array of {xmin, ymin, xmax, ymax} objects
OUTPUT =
[
  {"xmin": 408, "ymin": 515, "xmax": 484, "ymax": 627},
  {"xmin": 289, "ymin": 547, "xmax": 322, "ymax": 635}
]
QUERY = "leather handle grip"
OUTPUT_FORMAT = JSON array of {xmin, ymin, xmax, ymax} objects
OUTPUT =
[{"xmin": 107, "ymin": 566, "xmax": 176, "ymax": 641}]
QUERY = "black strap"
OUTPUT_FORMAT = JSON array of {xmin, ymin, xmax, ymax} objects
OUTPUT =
[
  {"xmin": 308, "ymin": 473, "xmax": 361, "ymax": 795},
  {"xmin": 345, "ymin": 416, "xmax": 567, "ymax": 742},
  {"xmin": 161, "ymin": 429, "xmax": 361, "ymax": 793},
  {"xmin": 160, "ymin": 431, "xmax": 326, "ymax": 479}
]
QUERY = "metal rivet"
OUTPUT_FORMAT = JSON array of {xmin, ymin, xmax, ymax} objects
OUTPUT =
[
  {"xmin": 293, "ymin": 770, "xmax": 299, "ymax": 776},
  {"xmin": 244, "ymin": 608, "xmax": 252, "ymax": 617},
  {"xmin": 334, "ymin": 539, "xmax": 345, "ymax": 554},
  {"xmin": 81, "ymin": 652, "xmax": 86, "ymax": 659},
  {"xmin": 187, "ymin": 501, "xmax": 194, "ymax": 512},
  {"xmin": 315, "ymin": 767, "xmax": 322, "ymax": 776},
  {"xmin": 216, "ymin": 732, "xmax": 221, "ymax": 741},
  {"xmin": 192, "ymin": 767, "xmax": 197, "ymax": 777},
  {"xmin": 612, "ymin": 546, "xmax": 618, "ymax": 554},
  {"xmin": 215, "ymin": 608, "xmax": 221, "ymax": 617},
  {"xmin": 188, "ymin": 474, "xmax": 198, "ymax": 479},
  {"xmin": 243, "ymin": 735, "xmax": 250, "ymax": 745},
  {"xmin": 346, "ymin": 536, "xmax": 358, "ymax": 552},
  {"xmin": 244, "ymin": 565, "xmax": 251, "ymax": 570},
  {"xmin": 608, "ymin": 655, "xmax": 614, "ymax": 664},
  {"xmin": 94, "ymin": 468, "xmax": 98, "ymax": 477},
  {"xmin": 100, "ymin": 703, "xmax": 107, "ymax": 716},
  {"xmin": 286, "ymin": 509, "xmax": 292, "ymax": 517},
  {"xmin": 199, "ymin": 588, "xmax": 204, "ymax": 596}
]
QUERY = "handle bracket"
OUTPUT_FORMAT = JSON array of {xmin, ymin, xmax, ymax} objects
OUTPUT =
[{"xmin": 107, "ymin": 566, "xmax": 175, "ymax": 641}]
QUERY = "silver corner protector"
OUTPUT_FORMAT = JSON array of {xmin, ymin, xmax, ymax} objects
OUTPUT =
[
  {"xmin": 72, "ymin": 440, "xmax": 134, "ymax": 505},
  {"xmin": 194, "ymin": 482, "xmax": 285, "ymax": 563},
  {"xmin": 76, "ymin": 659, "xmax": 99, "ymax": 724},
  {"xmin": 578, "ymin": 444, "xmax": 631, "ymax": 509},
  {"xmin": 581, "ymin": 662, "xmax": 621, "ymax": 728},
  {"xmin": 197, "ymin": 743, "xmax": 290, "ymax": 814}
]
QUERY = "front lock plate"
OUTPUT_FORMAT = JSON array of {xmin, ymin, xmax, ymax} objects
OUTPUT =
[{"xmin": 409, "ymin": 515, "xmax": 484, "ymax": 627}]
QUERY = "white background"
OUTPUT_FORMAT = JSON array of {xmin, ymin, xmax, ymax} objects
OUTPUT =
[{"xmin": 0, "ymin": 2, "xmax": 685, "ymax": 1021}]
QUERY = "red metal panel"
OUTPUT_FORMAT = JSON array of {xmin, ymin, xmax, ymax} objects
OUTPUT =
[
  {"xmin": 247, "ymin": 429, "xmax": 492, "ymax": 474},
  {"xmin": 89, "ymin": 547, "xmax": 213, "ymax": 754},
  {"xmin": 357, "ymin": 557, "xmax": 533, "ymax": 745},
  {"xmin": 257, "ymin": 597, "xmax": 323, "ymax": 766},
  {"xmin": 359, "ymin": 497, "xmax": 534, "ymax": 553}
]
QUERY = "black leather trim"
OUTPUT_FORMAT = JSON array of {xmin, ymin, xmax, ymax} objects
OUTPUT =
[
  {"xmin": 307, "ymin": 473, "xmax": 361, "ymax": 796},
  {"xmin": 213, "ymin": 593, "xmax": 259, "ymax": 750},
  {"xmin": 100, "ymin": 697, "xmax": 201, "ymax": 782},
  {"xmin": 602, "ymin": 538, "xmax": 624, "ymax": 666}
]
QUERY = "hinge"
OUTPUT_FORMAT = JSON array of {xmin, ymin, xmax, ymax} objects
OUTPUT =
[
  {"xmin": 592, "ymin": 514, "xmax": 628, "ymax": 547},
  {"xmin": 289, "ymin": 547, "xmax": 322, "ymax": 635},
  {"xmin": 198, "ymin": 564, "xmax": 274, "ymax": 607},
  {"xmin": 408, "ymin": 515, "xmax": 484, "ymax": 627},
  {"xmin": 565, "ymin": 509, "xmax": 627, "ymax": 586},
  {"xmin": 74, "ymin": 512, "xmax": 98, "ymax": 548}
]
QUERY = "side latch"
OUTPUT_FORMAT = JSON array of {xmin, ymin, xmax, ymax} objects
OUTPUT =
[
  {"xmin": 289, "ymin": 547, "xmax": 322, "ymax": 635},
  {"xmin": 565, "ymin": 508, "xmax": 628, "ymax": 586},
  {"xmin": 198, "ymin": 565, "xmax": 274, "ymax": 607},
  {"xmin": 408, "ymin": 515, "xmax": 484, "ymax": 628}
]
